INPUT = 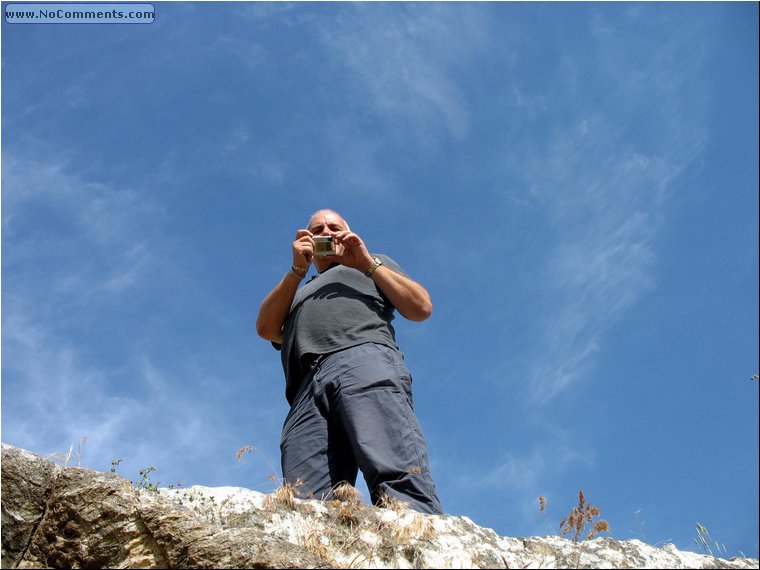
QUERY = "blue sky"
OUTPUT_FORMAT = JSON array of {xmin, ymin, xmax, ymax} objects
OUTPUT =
[{"xmin": 2, "ymin": 0, "xmax": 758, "ymax": 559}]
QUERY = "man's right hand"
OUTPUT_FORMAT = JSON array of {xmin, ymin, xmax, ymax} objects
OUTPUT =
[{"xmin": 292, "ymin": 229, "xmax": 314, "ymax": 271}]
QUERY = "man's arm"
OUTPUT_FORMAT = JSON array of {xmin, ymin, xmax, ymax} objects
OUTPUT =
[
  {"xmin": 327, "ymin": 230, "xmax": 432, "ymax": 322},
  {"xmin": 369, "ymin": 264, "xmax": 433, "ymax": 322},
  {"xmin": 256, "ymin": 229, "xmax": 315, "ymax": 343},
  {"xmin": 256, "ymin": 271, "xmax": 303, "ymax": 344}
]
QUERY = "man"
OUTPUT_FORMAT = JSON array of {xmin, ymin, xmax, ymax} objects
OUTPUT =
[{"xmin": 256, "ymin": 209, "xmax": 442, "ymax": 514}]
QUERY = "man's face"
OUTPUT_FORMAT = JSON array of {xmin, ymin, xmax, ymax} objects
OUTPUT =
[
  {"xmin": 308, "ymin": 211, "xmax": 348, "ymax": 237},
  {"xmin": 307, "ymin": 210, "xmax": 348, "ymax": 257}
]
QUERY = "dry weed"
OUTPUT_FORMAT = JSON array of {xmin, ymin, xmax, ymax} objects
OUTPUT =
[
  {"xmin": 302, "ymin": 527, "xmax": 333, "ymax": 562},
  {"xmin": 234, "ymin": 443, "xmax": 281, "ymax": 487},
  {"xmin": 336, "ymin": 501, "xmax": 363, "ymax": 527},
  {"xmin": 390, "ymin": 513, "xmax": 435, "ymax": 542},
  {"xmin": 235, "ymin": 445, "xmax": 253, "ymax": 461},
  {"xmin": 559, "ymin": 489, "xmax": 610, "ymax": 543},
  {"xmin": 330, "ymin": 482, "xmax": 363, "ymax": 504},
  {"xmin": 47, "ymin": 437, "xmax": 88, "ymax": 467},
  {"xmin": 264, "ymin": 480, "xmax": 302, "ymax": 511},
  {"xmin": 377, "ymin": 493, "xmax": 409, "ymax": 512}
]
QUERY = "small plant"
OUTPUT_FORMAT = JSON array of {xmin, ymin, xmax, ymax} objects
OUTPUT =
[
  {"xmin": 694, "ymin": 522, "xmax": 727, "ymax": 557},
  {"xmin": 235, "ymin": 445, "xmax": 253, "ymax": 461},
  {"xmin": 631, "ymin": 507, "xmax": 647, "ymax": 543},
  {"xmin": 537, "ymin": 495, "xmax": 556, "ymax": 535},
  {"xmin": 389, "ymin": 512, "xmax": 435, "ymax": 543},
  {"xmin": 110, "ymin": 458, "xmax": 123, "ymax": 473},
  {"xmin": 264, "ymin": 480, "xmax": 302, "ymax": 511},
  {"xmin": 48, "ymin": 437, "xmax": 88, "ymax": 467},
  {"xmin": 134, "ymin": 466, "xmax": 161, "ymax": 492},
  {"xmin": 326, "ymin": 483, "xmax": 364, "ymax": 527},
  {"xmin": 559, "ymin": 489, "xmax": 610, "ymax": 543},
  {"xmin": 378, "ymin": 492, "xmax": 409, "ymax": 512},
  {"xmin": 335, "ymin": 500, "xmax": 363, "ymax": 527},
  {"xmin": 558, "ymin": 490, "xmax": 610, "ymax": 568},
  {"xmin": 302, "ymin": 527, "xmax": 332, "ymax": 562},
  {"xmin": 330, "ymin": 482, "xmax": 363, "ymax": 504},
  {"xmin": 235, "ymin": 444, "xmax": 282, "ymax": 490}
]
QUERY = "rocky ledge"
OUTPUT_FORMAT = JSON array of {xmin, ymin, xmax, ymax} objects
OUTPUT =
[{"xmin": 2, "ymin": 443, "xmax": 757, "ymax": 569}]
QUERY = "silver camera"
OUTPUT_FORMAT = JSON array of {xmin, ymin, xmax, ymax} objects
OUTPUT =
[{"xmin": 313, "ymin": 235, "xmax": 336, "ymax": 256}]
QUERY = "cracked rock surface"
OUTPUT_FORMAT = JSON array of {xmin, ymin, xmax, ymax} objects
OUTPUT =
[{"xmin": 2, "ymin": 443, "xmax": 758, "ymax": 569}]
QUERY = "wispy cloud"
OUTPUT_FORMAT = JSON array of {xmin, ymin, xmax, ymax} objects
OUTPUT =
[
  {"xmin": 317, "ymin": 4, "xmax": 488, "ymax": 147},
  {"xmin": 323, "ymin": 117, "xmax": 393, "ymax": 198},
  {"xmin": 221, "ymin": 124, "xmax": 252, "ymax": 155},
  {"xmin": 2, "ymin": 131, "xmax": 293, "ymax": 477},
  {"xmin": 2, "ymin": 154, "xmax": 160, "ymax": 295},
  {"xmin": 457, "ymin": 443, "xmax": 596, "ymax": 493},
  {"xmin": 445, "ymin": 441, "xmax": 597, "ymax": 531},
  {"xmin": 2, "ymin": 303, "xmax": 148, "ymax": 457},
  {"xmin": 2, "ymin": 293, "xmax": 284, "ymax": 488},
  {"xmin": 511, "ymin": 10, "xmax": 711, "ymax": 406},
  {"xmin": 0, "ymin": 151, "xmax": 176, "ymax": 422}
]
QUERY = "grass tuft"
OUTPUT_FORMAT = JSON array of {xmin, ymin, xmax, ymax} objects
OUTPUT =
[{"xmin": 559, "ymin": 489, "xmax": 610, "ymax": 543}]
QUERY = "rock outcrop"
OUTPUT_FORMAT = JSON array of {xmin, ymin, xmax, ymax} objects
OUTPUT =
[{"xmin": 2, "ymin": 443, "xmax": 757, "ymax": 569}]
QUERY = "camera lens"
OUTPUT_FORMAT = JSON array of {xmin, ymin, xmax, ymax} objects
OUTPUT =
[{"xmin": 313, "ymin": 236, "xmax": 335, "ymax": 255}]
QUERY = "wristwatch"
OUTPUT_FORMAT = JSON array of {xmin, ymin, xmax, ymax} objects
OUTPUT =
[{"xmin": 364, "ymin": 256, "xmax": 383, "ymax": 277}]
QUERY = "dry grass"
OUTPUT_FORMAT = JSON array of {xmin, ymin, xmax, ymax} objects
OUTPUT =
[
  {"xmin": 235, "ymin": 445, "xmax": 253, "ymax": 461},
  {"xmin": 330, "ymin": 482, "xmax": 363, "ymax": 504},
  {"xmin": 389, "ymin": 513, "xmax": 435, "ymax": 543},
  {"xmin": 47, "ymin": 437, "xmax": 88, "ymax": 467},
  {"xmin": 258, "ymin": 471, "xmax": 441, "ymax": 568},
  {"xmin": 377, "ymin": 493, "xmax": 409, "ymax": 512},
  {"xmin": 264, "ymin": 480, "xmax": 302, "ymax": 511},
  {"xmin": 559, "ymin": 490, "xmax": 610, "ymax": 543},
  {"xmin": 556, "ymin": 490, "xmax": 611, "ymax": 569},
  {"xmin": 335, "ymin": 501, "xmax": 363, "ymax": 527},
  {"xmin": 302, "ymin": 527, "xmax": 333, "ymax": 562},
  {"xmin": 235, "ymin": 444, "xmax": 281, "ymax": 488}
]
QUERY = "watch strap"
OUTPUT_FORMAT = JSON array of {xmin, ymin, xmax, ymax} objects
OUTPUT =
[{"xmin": 364, "ymin": 256, "xmax": 383, "ymax": 277}]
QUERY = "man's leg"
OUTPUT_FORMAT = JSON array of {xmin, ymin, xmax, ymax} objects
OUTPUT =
[
  {"xmin": 280, "ymin": 366, "xmax": 358, "ymax": 500},
  {"xmin": 330, "ymin": 344, "xmax": 443, "ymax": 514}
]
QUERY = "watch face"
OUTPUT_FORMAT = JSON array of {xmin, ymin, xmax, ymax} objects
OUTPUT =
[{"xmin": 366, "ymin": 257, "xmax": 382, "ymax": 276}]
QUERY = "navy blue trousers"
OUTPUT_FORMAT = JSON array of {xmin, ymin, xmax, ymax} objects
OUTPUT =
[{"xmin": 280, "ymin": 343, "xmax": 442, "ymax": 514}]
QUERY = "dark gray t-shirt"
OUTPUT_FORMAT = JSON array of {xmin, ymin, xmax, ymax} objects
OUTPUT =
[{"xmin": 274, "ymin": 254, "xmax": 405, "ymax": 404}]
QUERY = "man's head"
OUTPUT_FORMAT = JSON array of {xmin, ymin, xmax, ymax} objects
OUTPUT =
[
  {"xmin": 307, "ymin": 209, "xmax": 350, "ymax": 270},
  {"xmin": 307, "ymin": 209, "xmax": 350, "ymax": 236}
]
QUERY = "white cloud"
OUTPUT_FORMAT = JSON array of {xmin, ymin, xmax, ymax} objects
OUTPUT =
[
  {"xmin": 464, "ymin": 443, "xmax": 596, "ymax": 492},
  {"xmin": 444, "ymin": 441, "xmax": 597, "ymax": 532},
  {"xmin": 508, "ymin": 15, "xmax": 710, "ymax": 406},
  {"xmin": 221, "ymin": 124, "xmax": 252, "ymax": 154},
  {"xmin": 317, "ymin": 4, "xmax": 487, "ymax": 147},
  {"xmin": 323, "ymin": 118, "xmax": 393, "ymax": 198},
  {"xmin": 1, "ymin": 296, "xmax": 284, "ymax": 489},
  {"xmin": 1, "ymin": 153, "xmax": 168, "ymax": 312},
  {"xmin": 1, "ymin": 303, "xmax": 147, "ymax": 455}
]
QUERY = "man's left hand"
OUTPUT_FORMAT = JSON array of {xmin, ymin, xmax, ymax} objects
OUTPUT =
[{"xmin": 326, "ymin": 231, "xmax": 375, "ymax": 273}]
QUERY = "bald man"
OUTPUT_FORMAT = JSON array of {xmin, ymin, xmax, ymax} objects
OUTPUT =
[{"xmin": 256, "ymin": 209, "xmax": 442, "ymax": 514}]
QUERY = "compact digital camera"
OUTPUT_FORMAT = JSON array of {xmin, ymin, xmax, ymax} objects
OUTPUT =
[{"xmin": 313, "ymin": 235, "xmax": 337, "ymax": 256}]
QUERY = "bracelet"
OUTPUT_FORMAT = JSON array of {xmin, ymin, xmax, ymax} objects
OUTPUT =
[
  {"xmin": 290, "ymin": 264, "xmax": 308, "ymax": 279},
  {"xmin": 364, "ymin": 256, "xmax": 383, "ymax": 277}
]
